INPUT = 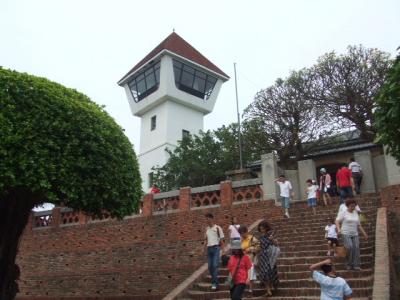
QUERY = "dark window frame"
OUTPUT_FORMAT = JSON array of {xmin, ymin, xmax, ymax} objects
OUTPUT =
[
  {"xmin": 182, "ymin": 129, "xmax": 190, "ymax": 139},
  {"xmin": 172, "ymin": 59, "xmax": 217, "ymax": 100},
  {"xmin": 128, "ymin": 60, "xmax": 161, "ymax": 102}
]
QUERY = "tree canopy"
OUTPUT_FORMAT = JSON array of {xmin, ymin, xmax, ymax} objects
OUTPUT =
[
  {"xmin": 0, "ymin": 67, "xmax": 142, "ymax": 299},
  {"xmin": 152, "ymin": 121, "xmax": 269, "ymax": 190},
  {"xmin": 311, "ymin": 45, "xmax": 392, "ymax": 141},
  {"xmin": 375, "ymin": 51, "xmax": 400, "ymax": 164},
  {"xmin": 0, "ymin": 67, "xmax": 142, "ymax": 217}
]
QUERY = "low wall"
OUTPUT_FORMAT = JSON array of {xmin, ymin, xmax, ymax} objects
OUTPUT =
[
  {"xmin": 381, "ymin": 184, "xmax": 400, "ymax": 299},
  {"xmin": 16, "ymin": 180, "xmax": 279, "ymax": 299}
]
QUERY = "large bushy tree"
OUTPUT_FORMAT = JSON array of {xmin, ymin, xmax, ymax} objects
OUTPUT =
[
  {"xmin": 244, "ymin": 69, "xmax": 336, "ymax": 168},
  {"xmin": 311, "ymin": 45, "xmax": 392, "ymax": 141},
  {"xmin": 375, "ymin": 51, "xmax": 400, "ymax": 164},
  {"xmin": 0, "ymin": 68, "xmax": 142, "ymax": 299}
]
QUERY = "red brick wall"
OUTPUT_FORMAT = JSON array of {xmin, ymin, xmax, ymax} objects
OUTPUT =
[
  {"xmin": 380, "ymin": 184, "xmax": 400, "ymax": 300},
  {"xmin": 16, "ymin": 199, "xmax": 282, "ymax": 300}
]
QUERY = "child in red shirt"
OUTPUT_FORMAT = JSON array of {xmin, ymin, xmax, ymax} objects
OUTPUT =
[{"xmin": 227, "ymin": 240, "xmax": 252, "ymax": 300}]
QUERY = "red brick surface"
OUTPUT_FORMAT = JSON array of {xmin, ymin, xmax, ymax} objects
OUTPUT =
[
  {"xmin": 380, "ymin": 184, "xmax": 400, "ymax": 300},
  {"xmin": 16, "ymin": 199, "xmax": 281, "ymax": 299}
]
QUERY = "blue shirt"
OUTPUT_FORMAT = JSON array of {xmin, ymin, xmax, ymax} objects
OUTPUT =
[{"xmin": 313, "ymin": 271, "xmax": 352, "ymax": 300}]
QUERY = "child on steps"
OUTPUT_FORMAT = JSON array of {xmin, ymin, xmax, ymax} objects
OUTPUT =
[
  {"xmin": 325, "ymin": 218, "xmax": 339, "ymax": 256},
  {"xmin": 306, "ymin": 179, "xmax": 318, "ymax": 215}
]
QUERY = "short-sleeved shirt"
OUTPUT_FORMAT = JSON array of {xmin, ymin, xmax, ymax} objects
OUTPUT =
[
  {"xmin": 229, "ymin": 224, "xmax": 241, "ymax": 239},
  {"xmin": 278, "ymin": 181, "xmax": 292, "ymax": 197},
  {"xmin": 338, "ymin": 203, "xmax": 361, "ymax": 215},
  {"xmin": 313, "ymin": 271, "xmax": 352, "ymax": 300},
  {"xmin": 307, "ymin": 185, "xmax": 318, "ymax": 199},
  {"xmin": 349, "ymin": 162, "xmax": 362, "ymax": 173},
  {"xmin": 227, "ymin": 254, "xmax": 252, "ymax": 284},
  {"xmin": 206, "ymin": 225, "xmax": 224, "ymax": 247},
  {"xmin": 336, "ymin": 168, "xmax": 352, "ymax": 188},
  {"xmin": 325, "ymin": 224, "xmax": 338, "ymax": 239},
  {"xmin": 336, "ymin": 210, "xmax": 360, "ymax": 236}
]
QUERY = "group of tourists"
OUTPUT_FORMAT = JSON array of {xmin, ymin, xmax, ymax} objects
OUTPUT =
[
  {"xmin": 204, "ymin": 214, "xmax": 279, "ymax": 299},
  {"xmin": 203, "ymin": 157, "xmax": 366, "ymax": 300}
]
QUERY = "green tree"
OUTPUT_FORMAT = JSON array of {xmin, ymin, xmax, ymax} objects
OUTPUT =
[
  {"xmin": 152, "ymin": 120, "xmax": 273, "ymax": 190},
  {"xmin": 0, "ymin": 68, "xmax": 142, "ymax": 299},
  {"xmin": 311, "ymin": 45, "xmax": 392, "ymax": 141},
  {"xmin": 375, "ymin": 51, "xmax": 400, "ymax": 164},
  {"xmin": 244, "ymin": 70, "xmax": 335, "ymax": 168}
]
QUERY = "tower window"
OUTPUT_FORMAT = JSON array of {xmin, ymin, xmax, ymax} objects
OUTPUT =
[
  {"xmin": 173, "ymin": 59, "xmax": 217, "ymax": 100},
  {"xmin": 151, "ymin": 115, "xmax": 156, "ymax": 131},
  {"xmin": 182, "ymin": 129, "xmax": 190, "ymax": 139},
  {"xmin": 128, "ymin": 60, "xmax": 161, "ymax": 102},
  {"xmin": 148, "ymin": 172, "xmax": 154, "ymax": 188}
]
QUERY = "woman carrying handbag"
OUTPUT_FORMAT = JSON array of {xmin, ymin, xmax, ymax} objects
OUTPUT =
[{"xmin": 227, "ymin": 240, "xmax": 252, "ymax": 300}]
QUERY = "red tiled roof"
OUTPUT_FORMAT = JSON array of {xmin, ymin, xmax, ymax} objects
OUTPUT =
[{"xmin": 118, "ymin": 32, "xmax": 229, "ymax": 84}]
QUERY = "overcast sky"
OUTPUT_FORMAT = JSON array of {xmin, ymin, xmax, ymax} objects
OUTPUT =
[{"xmin": 1, "ymin": 0, "xmax": 399, "ymax": 154}]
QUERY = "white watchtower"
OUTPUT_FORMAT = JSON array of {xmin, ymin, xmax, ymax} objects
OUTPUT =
[{"xmin": 118, "ymin": 32, "xmax": 229, "ymax": 191}]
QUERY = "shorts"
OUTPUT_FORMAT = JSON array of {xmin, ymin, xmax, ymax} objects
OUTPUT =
[
  {"xmin": 307, "ymin": 198, "xmax": 317, "ymax": 207},
  {"xmin": 280, "ymin": 196, "xmax": 290, "ymax": 209},
  {"xmin": 326, "ymin": 238, "xmax": 339, "ymax": 246}
]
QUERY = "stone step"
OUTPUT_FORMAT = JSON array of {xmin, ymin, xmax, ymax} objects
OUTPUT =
[
  {"xmin": 214, "ymin": 267, "xmax": 373, "ymax": 280},
  {"xmin": 208, "ymin": 261, "xmax": 373, "ymax": 279},
  {"xmin": 277, "ymin": 254, "xmax": 373, "ymax": 265},
  {"xmin": 195, "ymin": 276, "xmax": 372, "ymax": 291},
  {"xmin": 186, "ymin": 287, "xmax": 372, "ymax": 298},
  {"xmin": 278, "ymin": 238, "xmax": 374, "ymax": 249}
]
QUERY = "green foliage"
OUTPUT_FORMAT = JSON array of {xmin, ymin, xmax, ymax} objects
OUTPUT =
[
  {"xmin": 375, "ymin": 52, "xmax": 400, "ymax": 165},
  {"xmin": 151, "ymin": 121, "xmax": 269, "ymax": 190},
  {"xmin": 311, "ymin": 45, "xmax": 392, "ymax": 141},
  {"xmin": 0, "ymin": 67, "xmax": 142, "ymax": 217},
  {"xmin": 244, "ymin": 69, "xmax": 336, "ymax": 168}
]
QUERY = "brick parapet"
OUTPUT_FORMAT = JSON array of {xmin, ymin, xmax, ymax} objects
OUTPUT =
[{"xmin": 17, "ymin": 198, "xmax": 281, "ymax": 299}]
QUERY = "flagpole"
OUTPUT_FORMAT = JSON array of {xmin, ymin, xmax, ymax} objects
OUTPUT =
[{"xmin": 234, "ymin": 63, "xmax": 243, "ymax": 170}]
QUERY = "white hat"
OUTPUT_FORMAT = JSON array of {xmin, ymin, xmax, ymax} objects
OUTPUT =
[
  {"xmin": 320, "ymin": 168, "xmax": 327, "ymax": 173},
  {"xmin": 230, "ymin": 240, "xmax": 242, "ymax": 250}
]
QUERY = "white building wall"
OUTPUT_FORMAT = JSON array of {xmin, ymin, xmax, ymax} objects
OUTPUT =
[
  {"xmin": 139, "ymin": 101, "xmax": 169, "ymax": 154},
  {"xmin": 122, "ymin": 53, "xmax": 227, "ymax": 192},
  {"xmin": 139, "ymin": 143, "xmax": 176, "ymax": 192},
  {"xmin": 165, "ymin": 100, "xmax": 204, "ymax": 143}
]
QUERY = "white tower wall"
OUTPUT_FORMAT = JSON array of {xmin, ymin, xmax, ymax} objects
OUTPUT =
[
  {"xmin": 119, "ymin": 33, "xmax": 228, "ymax": 193},
  {"xmin": 139, "ymin": 99, "xmax": 204, "ymax": 191}
]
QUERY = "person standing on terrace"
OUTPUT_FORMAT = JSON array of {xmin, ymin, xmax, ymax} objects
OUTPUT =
[{"xmin": 275, "ymin": 175, "xmax": 294, "ymax": 218}]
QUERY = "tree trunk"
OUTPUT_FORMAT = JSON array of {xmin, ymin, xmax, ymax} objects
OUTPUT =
[{"xmin": 0, "ymin": 189, "xmax": 40, "ymax": 300}]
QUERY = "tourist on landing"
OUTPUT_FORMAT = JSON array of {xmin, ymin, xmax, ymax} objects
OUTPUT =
[
  {"xmin": 238, "ymin": 226, "xmax": 259, "ymax": 293},
  {"xmin": 204, "ymin": 213, "xmax": 225, "ymax": 290},
  {"xmin": 319, "ymin": 168, "xmax": 332, "ymax": 206},
  {"xmin": 325, "ymin": 218, "xmax": 339, "ymax": 257},
  {"xmin": 336, "ymin": 199, "xmax": 368, "ymax": 270},
  {"xmin": 310, "ymin": 258, "xmax": 353, "ymax": 300},
  {"xmin": 275, "ymin": 175, "xmax": 294, "ymax": 218},
  {"xmin": 306, "ymin": 179, "xmax": 318, "ymax": 215},
  {"xmin": 349, "ymin": 158, "xmax": 363, "ymax": 195},
  {"xmin": 227, "ymin": 239, "xmax": 252, "ymax": 300},
  {"xmin": 336, "ymin": 163, "xmax": 355, "ymax": 204},
  {"xmin": 228, "ymin": 216, "xmax": 241, "ymax": 242},
  {"xmin": 257, "ymin": 221, "xmax": 280, "ymax": 297}
]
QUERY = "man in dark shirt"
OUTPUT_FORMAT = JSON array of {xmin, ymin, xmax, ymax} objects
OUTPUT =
[{"xmin": 336, "ymin": 163, "xmax": 355, "ymax": 204}]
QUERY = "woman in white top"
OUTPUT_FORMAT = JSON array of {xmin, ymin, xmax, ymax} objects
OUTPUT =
[
  {"xmin": 335, "ymin": 199, "xmax": 368, "ymax": 270},
  {"xmin": 228, "ymin": 216, "xmax": 241, "ymax": 241}
]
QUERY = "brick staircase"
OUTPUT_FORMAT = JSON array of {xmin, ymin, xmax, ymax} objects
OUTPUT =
[{"xmin": 178, "ymin": 194, "xmax": 379, "ymax": 300}]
